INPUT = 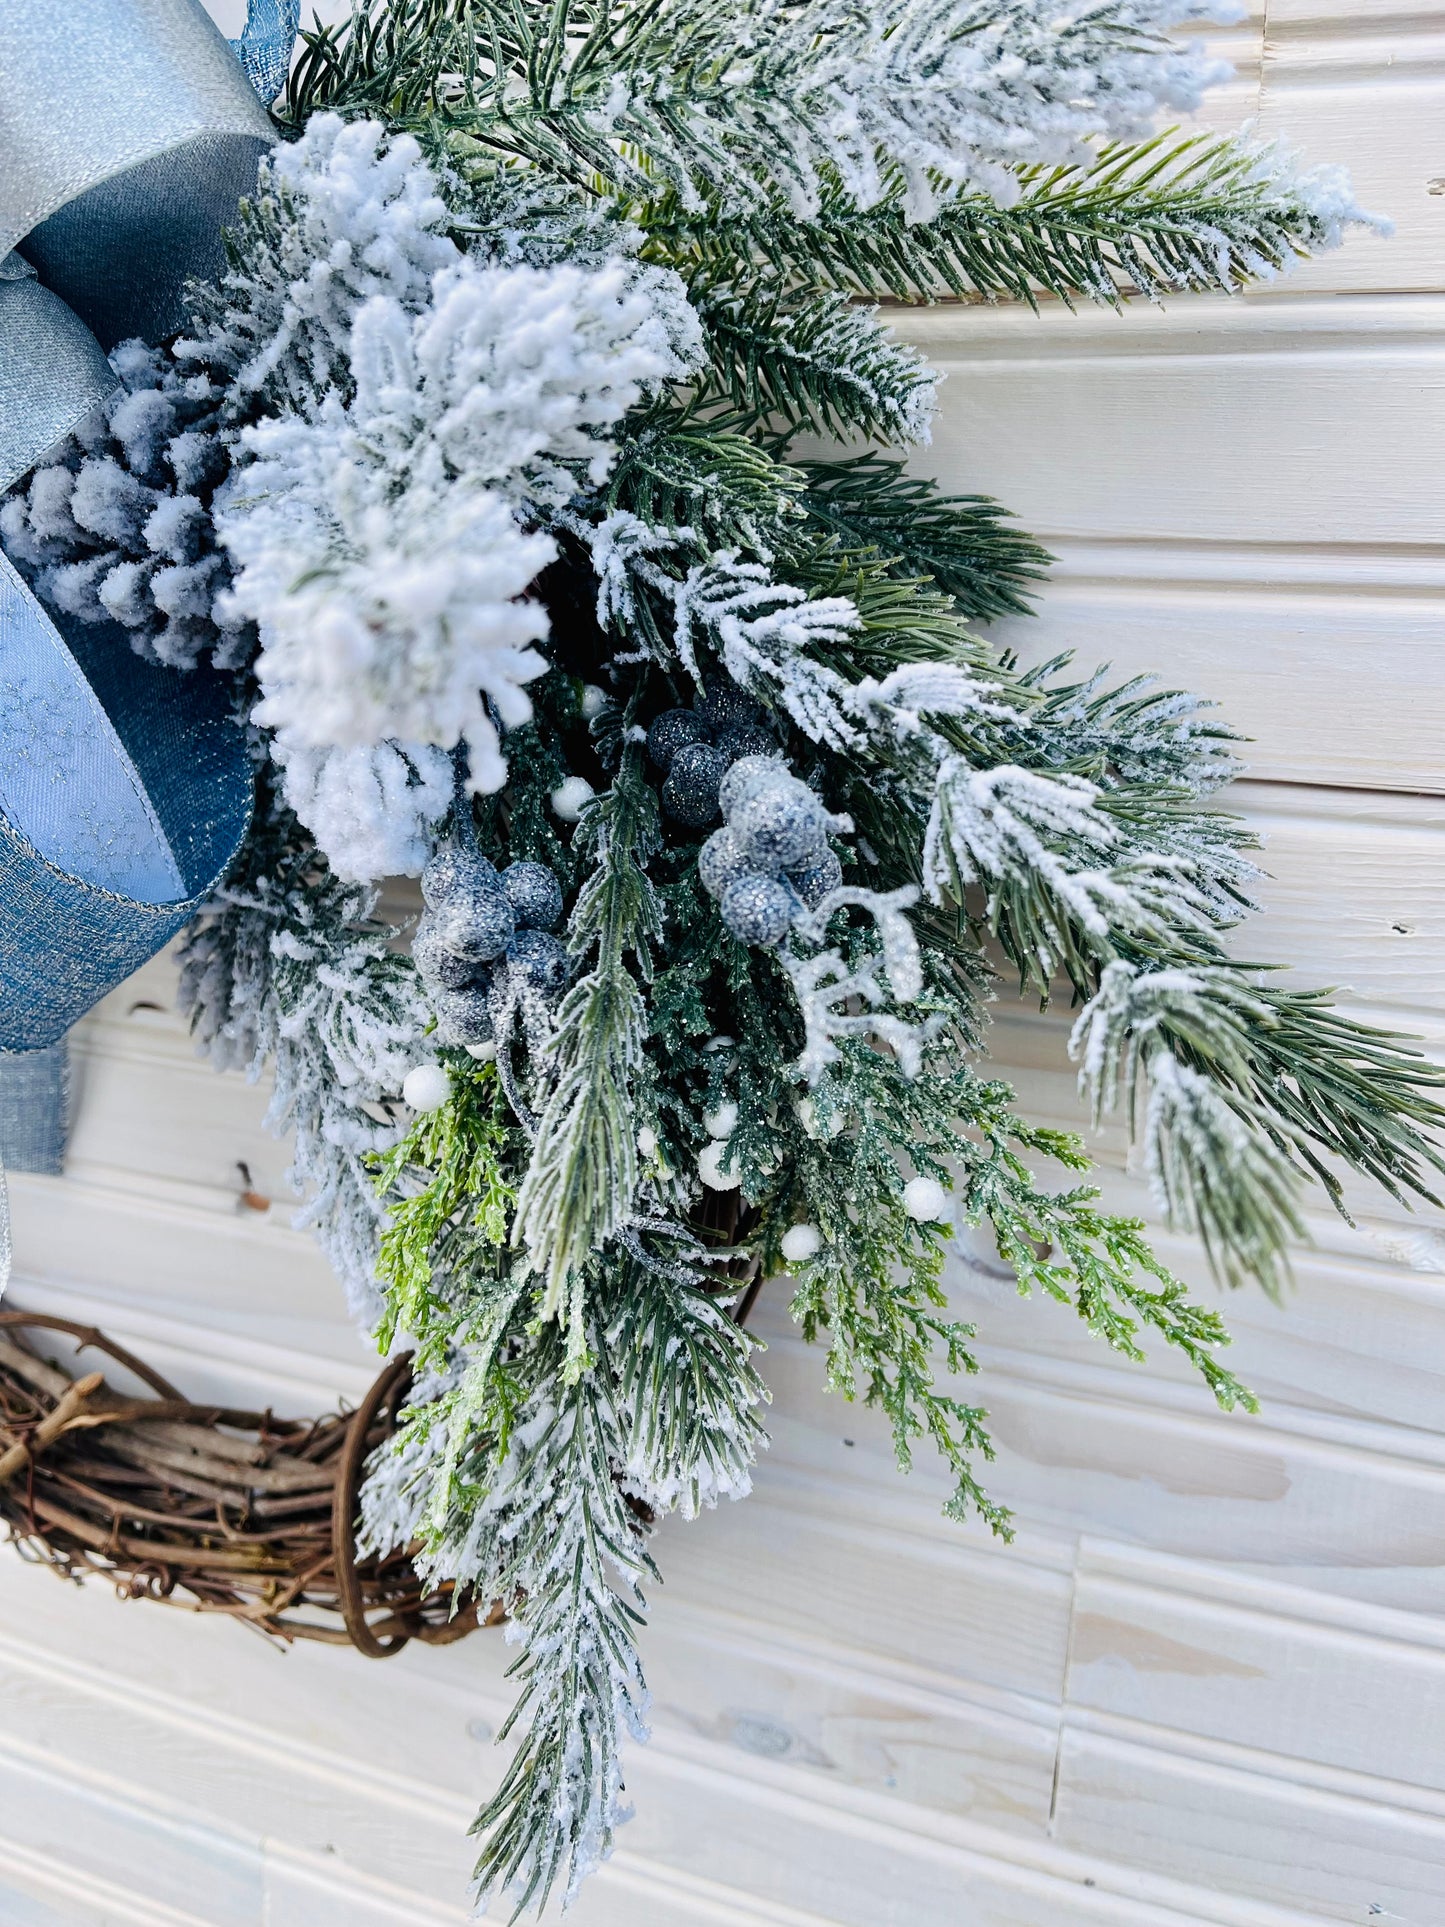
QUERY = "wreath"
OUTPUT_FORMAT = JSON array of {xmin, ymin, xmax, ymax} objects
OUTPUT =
[{"xmin": 0, "ymin": 0, "xmax": 1437, "ymax": 1914}]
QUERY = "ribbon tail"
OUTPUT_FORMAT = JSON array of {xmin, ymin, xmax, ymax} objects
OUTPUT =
[
  {"xmin": 0, "ymin": 1157, "xmax": 9, "ymax": 1301},
  {"xmin": 0, "ymin": 1035, "xmax": 71, "ymax": 1302},
  {"xmin": 232, "ymin": 0, "xmax": 302, "ymax": 106}
]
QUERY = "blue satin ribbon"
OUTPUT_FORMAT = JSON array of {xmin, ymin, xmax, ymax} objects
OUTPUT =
[{"xmin": 0, "ymin": 0, "xmax": 295, "ymax": 1233}]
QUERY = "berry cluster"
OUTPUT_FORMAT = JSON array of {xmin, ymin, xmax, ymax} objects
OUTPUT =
[
  {"xmin": 414, "ymin": 840, "xmax": 567, "ymax": 1048},
  {"xmin": 698, "ymin": 759, "xmax": 845, "ymax": 948},
  {"xmin": 646, "ymin": 682, "xmax": 778, "ymax": 830}
]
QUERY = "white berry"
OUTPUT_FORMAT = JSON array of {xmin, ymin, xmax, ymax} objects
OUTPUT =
[
  {"xmin": 903, "ymin": 1175, "xmax": 950, "ymax": 1222},
  {"xmin": 781, "ymin": 1223, "xmax": 823, "ymax": 1263},
  {"xmin": 402, "ymin": 1063, "xmax": 451, "ymax": 1113},
  {"xmin": 581, "ymin": 684, "xmax": 608, "ymax": 721},
  {"xmin": 704, "ymin": 1100, "xmax": 738, "ymax": 1140},
  {"xmin": 637, "ymin": 1125, "xmax": 658, "ymax": 1158},
  {"xmin": 465, "ymin": 1041, "xmax": 497, "ymax": 1062},
  {"xmin": 698, "ymin": 1140, "xmax": 741, "ymax": 1191},
  {"xmin": 551, "ymin": 777, "xmax": 596, "ymax": 822}
]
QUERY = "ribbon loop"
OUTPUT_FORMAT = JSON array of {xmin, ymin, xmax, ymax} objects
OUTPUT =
[
  {"xmin": 0, "ymin": 554, "xmax": 252, "ymax": 1052},
  {"xmin": 0, "ymin": 0, "xmax": 283, "ymax": 1136},
  {"xmin": 0, "ymin": 270, "xmax": 118, "ymax": 497},
  {"xmin": 1, "ymin": 0, "xmax": 274, "ymax": 347},
  {"xmin": 0, "ymin": 0, "xmax": 278, "ymax": 500}
]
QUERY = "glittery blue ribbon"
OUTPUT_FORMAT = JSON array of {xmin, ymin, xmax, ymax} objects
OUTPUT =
[
  {"xmin": 231, "ymin": 0, "xmax": 302, "ymax": 107},
  {"xmin": 0, "ymin": 1, "xmax": 294, "ymax": 1250}
]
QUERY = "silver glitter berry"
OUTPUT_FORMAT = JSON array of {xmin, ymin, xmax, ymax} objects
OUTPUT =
[
  {"xmin": 647, "ymin": 708, "xmax": 710, "ymax": 772},
  {"xmin": 698, "ymin": 825, "xmax": 756, "ymax": 900},
  {"xmin": 434, "ymin": 880, "xmax": 515, "ymax": 963},
  {"xmin": 432, "ymin": 983, "xmax": 495, "ymax": 1045},
  {"xmin": 731, "ymin": 778, "xmax": 828, "ymax": 873},
  {"xmin": 421, "ymin": 843, "xmax": 497, "ymax": 909},
  {"xmin": 718, "ymin": 753, "xmax": 787, "ymax": 819},
  {"xmin": 789, "ymin": 847, "xmax": 843, "ymax": 909},
  {"xmin": 721, "ymin": 873, "xmax": 796, "ymax": 947},
  {"xmin": 507, "ymin": 928, "xmax": 569, "ymax": 1000},
  {"xmin": 501, "ymin": 860, "xmax": 564, "ymax": 931},
  {"xmin": 414, "ymin": 918, "xmax": 487, "ymax": 992},
  {"xmin": 662, "ymin": 742, "xmax": 729, "ymax": 828}
]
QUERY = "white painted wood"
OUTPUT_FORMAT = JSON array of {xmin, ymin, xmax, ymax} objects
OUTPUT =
[{"xmin": 4, "ymin": 3, "xmax": 1444, "ymax": 1921}]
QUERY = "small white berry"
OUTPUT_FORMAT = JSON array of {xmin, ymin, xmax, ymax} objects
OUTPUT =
[
  {"xmin": 703, "ymin": 1100, "xmax": 738, "ymax": 1140},
  {"xmin": 796, "ymin": 1096, "xmax": 843, "ymax": 1140},
  {"xmin": 550, "ymin": 777, "xmax": 596, "ymax": 822},
  {"xmin": 781, "ymin": 1223, "xmax": 823, "ymax": 1263},
  {"xmin": 402, "ymin": 1063, "xmax": 451, "ymax": 1113},
  {"xmin": 465, "ymin": 1041, "xmax": 497, "ymax": 1062},
  {"xmin": 903, "ymin": 1175, "xmax": 950, "ymax": 1222},
  {"xmin": 637, "ymin": 1125, "xmax": 658, "ymax": 1158},
  {"xmin": 698, "ymin": 1140, "xmax": 741, "ymax": 1191},
  {"xmin": 581, "ymin": 684, "xmax": 608, "ymax": 721}
]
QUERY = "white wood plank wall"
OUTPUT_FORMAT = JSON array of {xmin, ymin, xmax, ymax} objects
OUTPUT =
[{"xmin": 2, "ymin": 3, "xmax": 1442, "ymax": 1921}]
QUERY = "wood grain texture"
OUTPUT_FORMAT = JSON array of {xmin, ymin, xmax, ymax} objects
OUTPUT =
[{"xmin": 3, "ymin": 4, "xmax": 1441, "ymax": 1921}]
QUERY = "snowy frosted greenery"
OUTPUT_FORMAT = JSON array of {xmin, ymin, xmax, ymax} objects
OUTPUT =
[
  {"xmin": 175, "ymin": 762, "xmax": 431, "ymax": 1319},
  {"xmin": 8, "ymin": 0, "xmax": 1436, "ymax": 1916}
]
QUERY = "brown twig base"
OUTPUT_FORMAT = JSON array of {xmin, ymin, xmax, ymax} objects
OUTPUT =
[{"xmin": 0, "ymin": 1312, "xmax": 493, "ymax": 1656}]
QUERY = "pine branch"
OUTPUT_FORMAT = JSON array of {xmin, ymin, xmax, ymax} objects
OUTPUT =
[
  {"xmin": 287, "ymin": 1, "xmax": 1243, "ymax": 223},
  {"xmin": 600, "ymin": 407, "xmax": 808, "ymax": 555},
  {"xmin": 795, "ymin": 455, "xmax": 1050, "ymax": 623},
  {"xmin": 176, "ymin": 766, "xmax": 429, "ymax": 1322},
  {"xmin": 731, "ymin": 550, "xmax": 1445, "ymax": 1295},
  {"xmin": 642, "ymin": 132, "xmax": 1375, "ymax": 306},
  {"xmin": 688, "ymin": 279, "xmax": 936, "ymax": 446},
  {"xmin": 360, "ymin": 1249, "xmax": 765, "ymax": 1916},
  {"xmin": 372, "ymin": 1056, "xmax": 516, "ymax": 1356},
  {"xmin": 511, "ymin": 740, "xmax": 663, "ymax": 1364},
  {"xmin": 763, "ymin": 1017, "xmax": 1253, "ymax": 1526}
]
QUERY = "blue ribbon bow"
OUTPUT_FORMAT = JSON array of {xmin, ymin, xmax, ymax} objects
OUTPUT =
[{"xmin": 0, "ymin": 0, "xmax": 298, "ymax": 1280}]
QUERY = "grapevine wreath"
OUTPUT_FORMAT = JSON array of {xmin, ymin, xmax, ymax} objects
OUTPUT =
[{"xmin": 0, "ymin": 0, "xmax": 1440, "ymax": 1914}]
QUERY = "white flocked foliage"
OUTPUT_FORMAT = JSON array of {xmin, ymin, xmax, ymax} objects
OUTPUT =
[{"xmin": 215, "ymin": 140, "xmax": 702, "ymax": 876}]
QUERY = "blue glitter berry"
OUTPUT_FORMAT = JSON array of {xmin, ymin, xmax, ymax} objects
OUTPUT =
[
  {"xmin": 730, "ymin": 778, "xmax": 828, "ymax": 873},
  {"xmin": 414, "ymin": 918, "xmax": 487, "ymax": 992},
  {"xmin": 507, "ymin": 928, "xmax": 569, "ymax": 1000},
  {"xmin": 789, "ymin": 847, "xmax": 844, "ymax": 910},
  {"xmin": 662, "ymin": 742, "xmax": 729, "ymax": 828},
  {"xmin": 501, "ymin": 860, "xmax": 564, "ymax": 932},
  {"xmin": 434, "ymin": 880, "xmax": 515, "ymax": 963},
  {"xmin": 698, "ymin": 826, "xmax": 755, "ymax": 900},
  {"xmin": 432, "ymin": 983, "xmax": 495, "ymax": 1046},
  {"xmin": 421, "ymin": 843, "xmax": 496, "ymax": 909},
  {"xmin": 647, "ymin": 708, "xmax": 711, "ymax": 772},
  {"xmin": 718, "ymin": 753, "xmax": 786, "ymax": 819},
  {"xmin": 721, "ymin": 874, "xmax": 796, "ymax": 947},
  {"xmin": 697, "ymin": 679, "xmax": 765, "ymax": 738},
  {"xmin": 715, "ymin": 723, "xmax": 776, "ymax": 765}
]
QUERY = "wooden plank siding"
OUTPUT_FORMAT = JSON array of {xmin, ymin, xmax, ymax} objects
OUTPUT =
[{"xmin": 2, "ymin": 2, "xmax": 1443, "ymax": 1921}]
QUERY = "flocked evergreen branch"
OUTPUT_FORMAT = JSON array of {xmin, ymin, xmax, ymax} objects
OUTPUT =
[
  {"xmin": 664, "ymin": 543, "xmax": 1445, "ymax": 1292},
  {"xmin": 287, "ymin": 0, "xmax": 1238, "ymax": 217},
  {"xmin": 511, "ymin": 740, "xmax": 663, "ymax": 1362},
  {"xmin": 687, "ymin": 278, "xmax": 937, "ymax": 444},
  {"xmin": 796, "ymin": 454, "xmax": 1050, "ymax": 621},
  {"xmin": 177, "ymin": 763, "xmax": 429, "ymax": 1321},
  {"xmin": 641, "ymin": 131, "xmax": 1379, "ymax": 307},
  {"xmin": 358, "ymin": 1237, "xmax": 765, "ymax": 1915}
]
